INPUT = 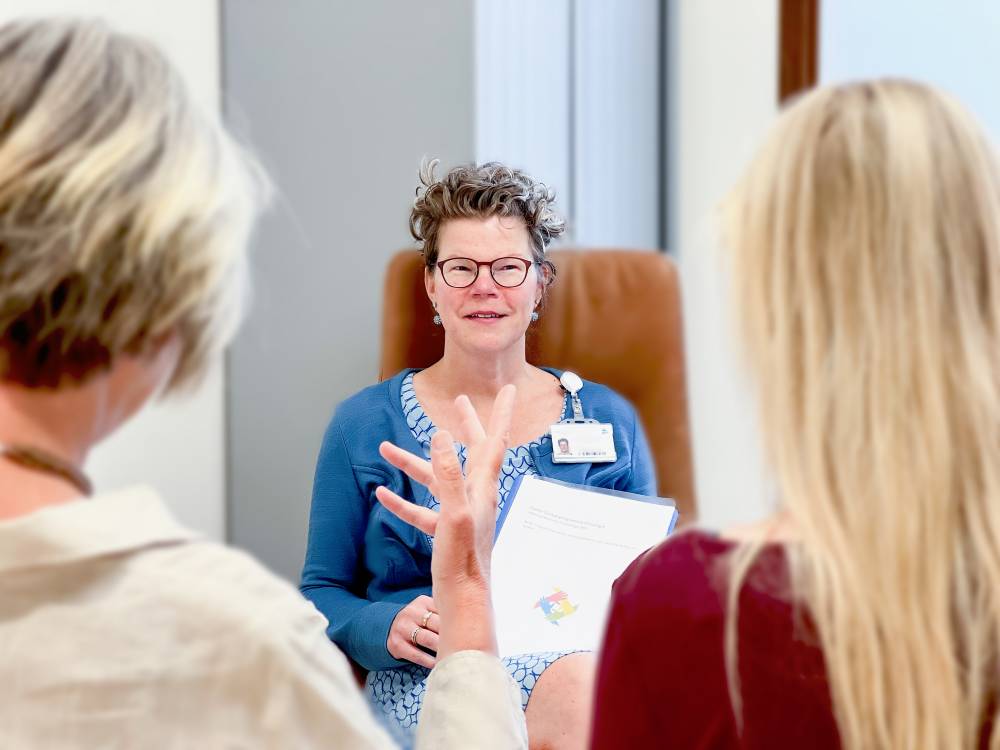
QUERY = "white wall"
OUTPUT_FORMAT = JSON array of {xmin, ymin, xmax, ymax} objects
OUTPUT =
[
  {"xmin": 475, "ymin": 0, "xmax": 661, "ymax": 248},
  {"xmin": 573, "ymin": 0, "xmax": 661, "ymax": 248},
  {"xmin": 673, "ymin": 0, "xmax": 1000, "ymax": 529},
  {"xmin": 669, "ymin": 0, "xmax": 778, "ymax": 527},
  {"xmin": 476, "ymin": 0, "xmax": 572, "ymax": 219},
  {"xmin": 821, "ymin": 0, "xmax": 1000, "ymax": 138},
  {"xmin": 0, "ymin": 1, "xmax": 226, "ymax": 540}
]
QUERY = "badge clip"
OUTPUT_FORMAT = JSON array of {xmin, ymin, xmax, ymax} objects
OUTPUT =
[
  {"xmin": 551, "ymin": 371, "xmax": 617, "ymax": 463},
  {"xmin": 559, "ymin": 371, "xmax": 591, "ymax": 424}
]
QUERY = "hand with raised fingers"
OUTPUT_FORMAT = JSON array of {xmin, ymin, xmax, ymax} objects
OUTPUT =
[
  {"xmin": 386, "ymin": 594, "xmax": 440, "ymax": 669},
  {"xmin": 375, "ymin": 384, "xmax": 516, "ymax": 659}
]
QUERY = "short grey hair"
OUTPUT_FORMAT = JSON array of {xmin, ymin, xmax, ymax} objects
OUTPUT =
[{"xmin": 0, "ymin": 18, "xmax": 266, "ymax": 391}]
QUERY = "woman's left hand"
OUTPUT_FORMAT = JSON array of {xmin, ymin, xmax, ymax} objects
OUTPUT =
[{"xmin": 375, "ymin": 385, "xmax": 515, "ymax": 659}]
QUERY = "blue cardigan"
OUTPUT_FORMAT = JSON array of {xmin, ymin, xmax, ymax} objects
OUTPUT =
[{"xmin": 300, "ymin": 368, "xmax": 657, "ymax": 671}]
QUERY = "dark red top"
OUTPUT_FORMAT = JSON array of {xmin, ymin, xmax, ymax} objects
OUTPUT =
[{"xmin": 590, "ymin": 529, "xmax": 840, "ymax": 749}]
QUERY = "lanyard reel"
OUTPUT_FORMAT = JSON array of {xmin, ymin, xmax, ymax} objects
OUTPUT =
[{"xmin": 550, "ymin": 371, "xmax": 617, "ymax": 463}]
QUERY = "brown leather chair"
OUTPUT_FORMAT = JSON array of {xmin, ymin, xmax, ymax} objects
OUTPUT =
[{"xmin": 379, "ymin": 248, "xmax": 696, "ymax": 521}]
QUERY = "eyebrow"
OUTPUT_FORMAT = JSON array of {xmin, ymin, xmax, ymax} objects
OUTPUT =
[{"xmin": 437, "ymin": 254, "xmax": 534, "ymax": 262}]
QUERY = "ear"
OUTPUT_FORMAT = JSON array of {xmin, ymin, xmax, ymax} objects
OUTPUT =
[
  {"xmin": 144, "ymin": 331, "xmax": 183, "ymax": 396},
  {"xmin": 424, "ymin": 265, "xmax": 437, "ymax": 307},
  {"xmin": 534, "ymin": 264, "xmax": 550, "ymax": 307}
]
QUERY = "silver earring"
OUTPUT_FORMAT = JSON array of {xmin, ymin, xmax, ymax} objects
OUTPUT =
[
  {"xmin": 530, "ymin": 311, "xmax": 539, "ymax": 322},
  {"xmin": 433, "ymin": 314, "xmax": 442, "ymax": 326}
]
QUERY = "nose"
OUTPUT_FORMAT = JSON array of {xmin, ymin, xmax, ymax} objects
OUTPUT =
[{"xmin": 469, "ymin": 264, "xmax": 500, "ymax": 295}]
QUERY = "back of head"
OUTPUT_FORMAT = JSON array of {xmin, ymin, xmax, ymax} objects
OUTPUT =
[
  {"xmin": 0, "ymin": 18, "xmax": 263, "ymax": 392},
  {"xmin": 726, "ymin": 80, "xmax": 1000, "ymax": 748}
]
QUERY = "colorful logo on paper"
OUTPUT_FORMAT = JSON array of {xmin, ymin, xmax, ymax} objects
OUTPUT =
[{"xmin": 534, "ymin": 588, "xmax": 579, "ymax": 625}]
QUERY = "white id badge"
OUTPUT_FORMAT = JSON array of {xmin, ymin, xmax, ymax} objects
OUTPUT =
[{"xmin": 550, "ymin": 422, "xmax": 617, "ymax": 463}]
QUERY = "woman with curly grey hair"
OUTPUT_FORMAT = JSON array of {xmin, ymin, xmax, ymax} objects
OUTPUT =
[{"xmin": 302, "ymin": 161, "xmax": 657, "ymax": 747}]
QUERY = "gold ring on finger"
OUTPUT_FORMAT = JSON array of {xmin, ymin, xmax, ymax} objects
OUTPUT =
[
  {"xmin": 421, "ymin": 611, "xmax": 432, "ymax": 629},
  {"xmin": 410, "ymin": 626, "xmax": 421, "ymax": 646}
]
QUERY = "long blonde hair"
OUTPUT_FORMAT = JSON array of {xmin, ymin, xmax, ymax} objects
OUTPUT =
[{"xmin": 725, "ymin": 80, "xmax": 1000, "ymax": 748}]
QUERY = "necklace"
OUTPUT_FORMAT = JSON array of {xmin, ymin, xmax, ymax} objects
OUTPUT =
[{"xmin": 0, "ymin": 443, "xmax": 92, "ymax": 496}]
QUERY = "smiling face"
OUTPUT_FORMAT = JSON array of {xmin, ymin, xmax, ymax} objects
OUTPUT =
[{"xmin": 426, "ymin": 215, "xmax": 545, "ymax": 357}]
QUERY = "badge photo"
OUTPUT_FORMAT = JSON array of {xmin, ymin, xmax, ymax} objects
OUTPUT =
[{"xmin": 550, "ymin": 422, "xmax": 617, "ymax": 463}]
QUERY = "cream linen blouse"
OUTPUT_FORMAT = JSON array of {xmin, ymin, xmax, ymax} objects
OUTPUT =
[{"xmin": 0, "ymin": 486, "xmax": 526, "ymax": 748}]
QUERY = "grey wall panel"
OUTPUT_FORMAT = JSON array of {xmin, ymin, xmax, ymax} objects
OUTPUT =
[
  {"xmin": 223, "ymin": 1, "xmax": 475, "ymax": 580},
  {"xmin": 475, "ymin": 0, "xmax": 572, "ymax": 221},
  {"xmin": 573, "ymin": 0, "xmax": 661, "ymax": 249}
]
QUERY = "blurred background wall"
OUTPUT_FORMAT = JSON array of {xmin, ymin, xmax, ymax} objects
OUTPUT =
[
  {"xmin": 475, "ymin": 1, "xmax": 662, "ymax": 248},
  {"xmin": 223, "ymin": 0, "xmax": 477, "ymax": 580},
  {"xmin": 820, "ymin": 0, "xmax": 1000, "ymax": 137},
  {"xmin": 6, "ymin": 1, "xmax": 999, "ymax": 582},
  {"xmin": 670, "ymin": 0, "xmax": 776, "ymax": 536}
]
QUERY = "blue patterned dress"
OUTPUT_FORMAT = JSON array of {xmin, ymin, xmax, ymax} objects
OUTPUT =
[{"xmin": 365, "ymin": 372, "xmax": 583, "ymax": 737}]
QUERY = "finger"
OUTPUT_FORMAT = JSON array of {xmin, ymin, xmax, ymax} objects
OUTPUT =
[
  {"xmin": 429, "ymin": 430, "xmax": 466, "ymax": 503},
  {"xmin": 404, "ymin": 621, "xmax": 439, "ymax": 655},
  {"xmin": 423, "ymin": 612, "xmax": 441, "ymax": 634},
  {"xmin": 412, "ymin": 597, "xmax": 435, "ymax": 629},
  {"xmin": 405, "ymin": 645, "xmax": 437, "ymax": 670},
  {"xmin": 487, "ymin": 384, "xmax": 517, "ymax": 443},
  {"xmin": 454, "ymin": 394, "xmax": 487, "ymax": 443},
  {"xmin": 379, "ymin": 441, "xmax": 435, "ymax": 487},
  {"xmin": 375, "ymin": 486, "xmax": 438, "ymax": 536},
  {"xmin": 415, "ymin": 595, "xmax": 437, "ymax": 614},
  {"xmin": 413, "ymin": 606, "xmax": 440, "ymax": 634},
  {"xmin": 420, "ymin": 630, "xmax": 440, "ymax": 653},
  {"xmin": 465, "ymin": 434, "xmax": 507, "ymax": 489}
]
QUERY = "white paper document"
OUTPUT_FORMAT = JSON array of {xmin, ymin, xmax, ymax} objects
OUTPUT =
[{"xmin": 491, "ymin": 475, "xmax": 677, "ymax": 658}]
